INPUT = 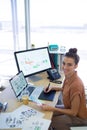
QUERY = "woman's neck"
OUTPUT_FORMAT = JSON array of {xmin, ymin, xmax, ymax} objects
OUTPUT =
[{"xmin": 65, "ymin": 71, "xmax": 75, "ymax": 79}]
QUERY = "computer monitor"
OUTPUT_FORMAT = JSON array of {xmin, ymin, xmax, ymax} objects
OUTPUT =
[{"xmin": 14, "ymin": 47, "xmax": 52, "ymax": 80}]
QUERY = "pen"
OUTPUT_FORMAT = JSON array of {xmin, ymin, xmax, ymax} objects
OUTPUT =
[{"xmin": 46, "ymin": 83, "xmax": 50, "ymax": 91}]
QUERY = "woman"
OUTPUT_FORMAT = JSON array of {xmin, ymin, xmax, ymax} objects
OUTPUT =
[{"xmin": 38, "ymin": 48, "xmax": 87, "ymax": 130}]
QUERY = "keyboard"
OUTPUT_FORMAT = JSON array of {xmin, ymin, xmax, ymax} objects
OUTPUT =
[{"xmin": 26, "ymin": 86, "xmax": 35, "ymax": 95}]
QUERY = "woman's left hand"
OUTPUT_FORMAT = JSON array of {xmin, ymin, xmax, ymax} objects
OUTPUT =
[{"xmin": 39, "ymin": 104, "xmax": 54, "ymax": 111}]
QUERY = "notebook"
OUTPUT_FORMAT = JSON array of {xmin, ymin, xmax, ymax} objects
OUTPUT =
[{"xmin": 9, "ymin": 71, "xmax": 56, "ymax": 102}]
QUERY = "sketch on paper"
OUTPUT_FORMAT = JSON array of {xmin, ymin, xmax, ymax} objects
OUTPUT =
[{"xmin": 0, "ymin": 105, "xmax": 44, "ymax": 129}]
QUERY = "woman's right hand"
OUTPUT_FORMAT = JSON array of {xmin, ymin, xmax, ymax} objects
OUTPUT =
[
  {"xmin": 44, "ymin": 85, "xmax": 54, "ymax": 93},
  {"xmin": 44, "ymin": 85, "xmax": 62, "ymax": 93}
]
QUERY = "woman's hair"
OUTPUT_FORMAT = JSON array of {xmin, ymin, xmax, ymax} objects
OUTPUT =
[{"xmin": 65, "ymin": 48, "xmax": 80, "ymax": 65}]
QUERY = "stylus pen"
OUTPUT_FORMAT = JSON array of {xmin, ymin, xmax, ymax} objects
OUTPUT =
[{"xmin": 46, "ymin": 83, "xmax": 50, "ymax": 91}]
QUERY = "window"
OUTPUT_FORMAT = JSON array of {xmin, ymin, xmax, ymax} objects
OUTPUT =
[
  {"xmin": 0, "ymin": 0, "xmax": 26, "ymax": 77},
  {"xmin": 0, "ymin": 0, "xmax": 87, "ymax": 89},
  {"xmin": 30, "ymin": 0, "xmax": 87, "ymax": 88},
  {"xmin": 30, "ymin": 0, "xmax": 87, "ymax": 51}
]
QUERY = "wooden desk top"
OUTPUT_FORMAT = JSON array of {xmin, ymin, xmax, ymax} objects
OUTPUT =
[{"xmin": 0, "ymin": 72, "xmax": 64, "ymax": 130}]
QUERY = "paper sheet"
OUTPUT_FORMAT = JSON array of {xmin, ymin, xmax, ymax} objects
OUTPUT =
[
  {"xmin": 22, "ymin": 117, "xmax": 51, "ymax": 130},
  {"xmin": 0, "ymin": 105, "xmax": 44, "ymax": 129}
]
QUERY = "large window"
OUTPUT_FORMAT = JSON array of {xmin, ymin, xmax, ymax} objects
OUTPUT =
[
  {"xmin": 0, "ymin": 0, "xmax": 26, "ymax": 51},
  {"xmin": 0, "ymin": 0, "xmax": 13, "ymax": 50},
  {"xmin": 0, "ymin": 0, "xmax": 26, "ymax": 77},
  {"xmin": 30, "ymin": 0, "xmax": 87, "ymax": 87},
  {"xmin": 0, "ymin": 0, "xmax": 87, "ymax": 88},
  {"xmin": 30, "ymin": 0, "xmax": 87, "ymax": 51}
]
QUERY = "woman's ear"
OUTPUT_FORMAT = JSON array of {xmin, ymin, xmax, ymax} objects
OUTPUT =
[{"xmin": 75, "ymin": 64, "xmax": 78, "ymax": 69}]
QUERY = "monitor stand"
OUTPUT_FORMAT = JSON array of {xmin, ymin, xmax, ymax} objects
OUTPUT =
[{"xmin": 28, "ymin": 75, "xmax": 42, "ymax": 82}]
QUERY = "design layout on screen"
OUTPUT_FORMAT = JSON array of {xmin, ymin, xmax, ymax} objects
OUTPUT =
[
  {"xmin": 14, "ymin": 47, "xmax": 52, "ymax": 77},
  {"xmin": 10, "ymin": 72, "xmax": 26, "ymax": 96}
]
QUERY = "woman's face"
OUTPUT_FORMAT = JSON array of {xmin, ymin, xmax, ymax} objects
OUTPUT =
[{"xmin": 62, "ymin": 56, "xmax": 78, "ymax": 77}]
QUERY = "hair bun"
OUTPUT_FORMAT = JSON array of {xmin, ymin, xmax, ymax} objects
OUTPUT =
[{"xmin": 69, "ymin": 48, "xmax": 77, "ymax": 54}]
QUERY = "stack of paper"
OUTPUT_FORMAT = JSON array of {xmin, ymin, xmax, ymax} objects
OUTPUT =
[
  {"xmin": 0, "ymin": 105, "xmax": 44, "ymax": 129},
  {"xmin": 22, "ymin": 117, "xmax": 51, "ymax": 130}
]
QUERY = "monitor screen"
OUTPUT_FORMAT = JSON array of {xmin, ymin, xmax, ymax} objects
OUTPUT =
[{"xmin": 14, "ymin": 47, "xmax": 52, "ymax": 78}]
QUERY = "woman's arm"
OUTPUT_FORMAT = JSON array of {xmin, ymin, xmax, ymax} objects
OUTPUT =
[
  {"xmin": 40, "ymin": 95, "xmax": 80, "ymax": 116},
  {"xmin": 55, "ymin": 94, "xmax": 80, "ymax": 116},
  {"xmin": 44, "ymin": 85, "xmax": 63, "ymax": 93}
]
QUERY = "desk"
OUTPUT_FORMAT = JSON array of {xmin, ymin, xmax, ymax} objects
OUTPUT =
[{"xmin": 0, "ymin": 72, "xmax": 64, "ymax": 130}]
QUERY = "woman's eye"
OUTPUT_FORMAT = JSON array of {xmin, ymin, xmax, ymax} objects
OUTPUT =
[
  {"xmin": 67, "ymin": 63, "xmax": 72, "ymax": 66},
  {"xmin": 62, "ymin": 62, "xmax": 73, "ymax": 66},
  {"xmin": 62, "ymin": 62, "xmax": 65, "ymax": 65}
]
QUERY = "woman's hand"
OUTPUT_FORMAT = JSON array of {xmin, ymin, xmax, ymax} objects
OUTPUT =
[
  {"xmin": 39, "ymin": 104, "xmax": 54, "ymax": 111},
  {"xmin": 44, "ymin": 85, "xmax": 54, "ymax": 93},
  {"xmin": 44, "ymin": 85, "xmax": 62, "ymax": 93}
]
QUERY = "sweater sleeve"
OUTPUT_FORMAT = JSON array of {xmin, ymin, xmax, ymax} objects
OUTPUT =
[{"xmin": 70, "ymin": 82, "xmax": 84, "ymax": 102}]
